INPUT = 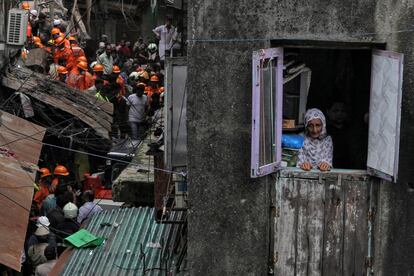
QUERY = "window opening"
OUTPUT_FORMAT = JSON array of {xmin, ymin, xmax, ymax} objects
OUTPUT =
[{"xmin": 280, "ymin": 48, "xmax": 372, "ymax": 170}]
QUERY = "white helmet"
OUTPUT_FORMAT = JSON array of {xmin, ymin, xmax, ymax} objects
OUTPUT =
[
  {"xmin": 63, "ymin": 202, "xmax": 78, "ymax": 219},
  {"xmin": 147, "ymin": 43, "xmax": 157, "ymax": 53},
  {"xmin": 129, "ymin": 71, "xmax": 140, "ymax": 80}
]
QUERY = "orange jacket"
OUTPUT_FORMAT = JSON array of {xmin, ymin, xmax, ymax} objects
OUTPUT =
[
  {"xmin": 33, "ymin": 183, "xmax": 49, "ymax": 207},
  {"xmin": 146, "ymin": 86, "xmax": 163, "ymax": 103},
  {"xmin": 54, "ymin": 46, "xmax": 76, "ymax": 70},
  {"xmin": 84, "ymin": 72, "xmax": 94, "ymax": 90},
  {"xmin": 67, "ymin": 68, "xmax": 93, "ymax": 91},
  {"xmin": 71, "ymin": 45, "xmax": 86, "ymax": 60},
  {"xmin": 116, "ymin": 76, "xmax": 126, "ymax": 98}
]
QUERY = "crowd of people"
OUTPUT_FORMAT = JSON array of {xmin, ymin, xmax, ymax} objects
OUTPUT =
[
  {"xmin": 23, "ymin": 2, "xmax": 179, "ymax": 141},
  {"xmin": 27, "ymin": 165, "xmax": 102, "ymax": 275},
  {"xmin": 17, "ymin": 3, "xmax": 180, "ymax": 273}
]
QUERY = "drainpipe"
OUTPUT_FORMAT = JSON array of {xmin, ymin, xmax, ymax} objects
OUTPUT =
[{"xmin": 366, "ymin": 181, "xmax": 375, "ymax": 275}]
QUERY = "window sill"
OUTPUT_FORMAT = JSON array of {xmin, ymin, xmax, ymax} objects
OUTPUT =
[{"xmin": 279, "ymin": 167, "xmax": 368, "ymax": 181}]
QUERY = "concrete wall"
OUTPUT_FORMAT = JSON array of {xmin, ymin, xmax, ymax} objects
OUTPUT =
[{"xmin": 187, "ymin": 1, "xmax": 414, "ymax": 275}]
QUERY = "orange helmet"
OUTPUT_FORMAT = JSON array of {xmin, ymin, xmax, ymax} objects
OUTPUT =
[
  {"xmin": 93, "ymin": 64, "xmax": 104, "ymax": 72},
  {"xmin": 22, "ymin": 2, "xmax": 30, "ymax": 10},
  {"xmin": 54, "ymin": 165, "xmax": 69, "ymax": 176},
  {"xmin": 77, "ymin": 61, "xmax": 88, "ymax": 71},
  {"xmin": 77, "ymin": 56, "xmax": 87, "ymax": 63},
  {"xmin": 54, "ymin": 36, "xmax": 65, "ymax": 46},
  {"xmin": 38, "ymin": 168, "xmax": 51, "ymax": 178},
  {"xmin": 51, "ymin": 28, "xmax": 60, "ymax": 35},
  {"xmin": 138, "ymin": 71, "xmax": 149, "ymax": 80},
  {"xmin": 33, "ymin": 36, "xmax": 41, "ymax": 44},
  {"xmin": 68, "ymin": 36, "xmax": 77, "ymax": 42},
  {"xmin": 150, "ymin": 75, "xmax": 159, "ymax": 82},
  {"xmin": 112, "ymin": 65, "xmax": 121, "ymax": 73},
  {"xmin": 57, "ymin": 66, "xmax": 68, "ymax": 74}
]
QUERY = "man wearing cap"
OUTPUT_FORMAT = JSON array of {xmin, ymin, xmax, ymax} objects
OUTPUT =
[
  {"xmin": 53, "ymin": 19, "xmax": 66, "ymax": 33},
  {"xmin": 27, "ymin": 216, "xmax": 57, "ymax": 248},
  {"xmin": 27, "ymin": 218, "xmax": 57, "ymax": 270}
]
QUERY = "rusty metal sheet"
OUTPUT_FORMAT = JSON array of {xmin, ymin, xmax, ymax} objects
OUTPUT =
[
  {"xmin": 0, "ymin": 111, "xmax": 45, "ymax": 164},
  {"xmin": 0, "ymin": 156, "xmax": 36, "ymax": 271},
  {"xmin": 0, "ymin": 112, "xmax": 45, "ymax": 271}
]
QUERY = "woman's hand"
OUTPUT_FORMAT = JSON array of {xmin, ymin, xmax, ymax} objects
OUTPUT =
[
  {"xmin": 318, "ymin": 162, "xmax": 331, "ymax": 172},
  {"xmin": 300, "ymin": 162, "xmax": 312, "ymax": 171}
]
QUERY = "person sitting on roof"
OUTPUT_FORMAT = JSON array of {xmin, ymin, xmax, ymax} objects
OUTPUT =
[{"xmin": 77, "ymin": 190, "xmax": 103, "ymax": 224}]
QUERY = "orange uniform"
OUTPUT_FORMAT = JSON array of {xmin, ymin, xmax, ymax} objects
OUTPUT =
[
  {"xmin": 67, "ymin": 68, "xmax": 93, "ymax": 90},
  {"xmin": 54, "ymin": 46, "xmax": 76, "ymax": 70},
  {"xmin": 33, "ymin": 184, "xmax": 49, "ymax": 207},
  {"xmin": 116, "ymin": 75, "xmax": 126, "ymax": 99},
  {"xmin": 71, "ymin": 44, "xmax": 86, "ymax": 61},
  {"xmin": 146, "ymin": 87, "xmax": 163, "ymax": 103}
]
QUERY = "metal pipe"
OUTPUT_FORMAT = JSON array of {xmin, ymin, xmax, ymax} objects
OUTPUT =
[{"xmin": 366, "ymin": 180, "xmax": 375, "ymax": 275}]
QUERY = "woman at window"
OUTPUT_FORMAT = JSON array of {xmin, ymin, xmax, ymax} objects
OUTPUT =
[{"xmin": 297, "ymin": 108, "xmax": 333, "ymax": 171}]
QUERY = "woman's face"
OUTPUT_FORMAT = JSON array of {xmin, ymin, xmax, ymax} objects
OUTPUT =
[{"xmin": 307, "ymin": 118, "xmax": 323, "ymax": 138}]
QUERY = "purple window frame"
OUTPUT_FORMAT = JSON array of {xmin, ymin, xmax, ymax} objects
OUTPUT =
[
  {"xmin": 367, "ymin": 49, "xmax": 404, "ymax": 183},
  {"xmin": 251, "ymin": 48, "xmax": 284, "ymax": 178}
]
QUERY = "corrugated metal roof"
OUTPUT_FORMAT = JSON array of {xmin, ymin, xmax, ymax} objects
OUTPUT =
[
  {"xmin": 0, "ymin": 111, "xmax": 45, "ymax": 271},
  {"xmin": 61, "ymin": 207, "xmax": 184, "ymax": 276}
]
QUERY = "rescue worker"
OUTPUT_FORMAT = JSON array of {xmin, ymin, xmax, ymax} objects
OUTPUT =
[
  {"xmin": 67, "ymin": 61, "xmax": 93, "ymax": 91},
  {"xmin": 112, "ymin": 65, "xmax": 126, "ymax": 98},
  {"xmin": 57, "ymin": 66, "xmax": 68, "ymax": 82},
  {"xmin": 92, "ymin": 64, "xmax": 104, "ymax": 82},
  {"xmin": 53, "ymin": 36, "xmax": 76, "ymax": 70},
  {"xmin": 32, "ymin": 36, "xmax": 44, "ymax": 49},
  {"xmin": 33, "ymin": 168, "xmax": 53, "ymax": 209},
  {"xmin": 51, "ymin": 27, "xmax": 61, "ymax": 40},
  {"xmin": 52, "ymin": 165, "xmax": 71, "ymax": 197},
  {"xmin": 68, "ymin": 36, "xmax": 86, "ymax": 61},
  {"xmin": 146, "ymin": 75, "xmax": 162, "ymax": 103}
]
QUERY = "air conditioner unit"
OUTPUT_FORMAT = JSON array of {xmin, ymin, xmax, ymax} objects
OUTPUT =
[{"xmin": 7, "ymin": 9, "xmax": 28, "ymax": 46}]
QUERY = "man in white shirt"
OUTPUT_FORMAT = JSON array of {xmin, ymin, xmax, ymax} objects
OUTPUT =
[
  {"xmin": 152, "ymin": 16, "xmax": 177, "ymax": 61},
  {"xmin": 126, "ymin": 83, "xmax": 148, "ymax": 140}
]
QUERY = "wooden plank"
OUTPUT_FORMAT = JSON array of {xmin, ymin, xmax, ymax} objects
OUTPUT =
[
  {"xmin": 295, "ymin": 179, "xmax": 309, "ymax": 274},
  {"xmin": 322, "ymin": 176, "xmax": 345, "ymax": 275},
  {"xmin": 274, "ymin": 176, "xmax": 297, "ymax": 275},
  {"xmin": 306, "ymin": 179, "xmax": 324, "ymax": 276},
  {"xmin": 295, "ymin": 178, "xmax": 324, "ymax": 276},
  {"xmin": 342, "ymin": 178, "xmax": 369, "ymax": 276}
]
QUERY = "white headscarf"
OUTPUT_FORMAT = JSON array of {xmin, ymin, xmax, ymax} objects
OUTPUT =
[{"xmin": 297, "ymin": 108, "xmax": 333, "ymax": 168}]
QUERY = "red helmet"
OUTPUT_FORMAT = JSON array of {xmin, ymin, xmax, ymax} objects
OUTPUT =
[
  {"xmin": 150, "ymin": 75, "xmax": 159, "ymax": 82},
  {"xmin": 57, "ymin": 66, "xmax": 68, "ymax": 74},
  {"xmin": 22, "ymin": 2, "xmax": 30, "ymax": 10},
  {"xmin": 93, "ymin": 64, "xmax": 104, "ymax": 72},
  {"xmin": 51, "ymin": 28, "xmax": 60, "ymax": 35},
  {"xmin": 38, "ymin": 168, "xmax": 51, "ymax": 178},
  {"xmin": 76, "ymin": 56, "xmax": 87, "ymax": 63},
  {"xmin": 54, "ymin": 36, "xmax": 65, "ymax": 46},
  {"xmin": 112, "ymin": 65, "xmax": 121, "ymax": 73},
  {"xmin": 54, "ymin": 165, "xmax": 69, "ymax": 176},
  {"xmin": 77, "ymin": 61, "xmax": 88, "ymax": 71}
]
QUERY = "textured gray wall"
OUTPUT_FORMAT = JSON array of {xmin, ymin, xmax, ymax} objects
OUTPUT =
[{"xmin": 187, "ymin": 1, "xmax": 414, "ymax": 275}]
